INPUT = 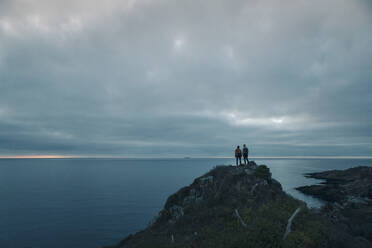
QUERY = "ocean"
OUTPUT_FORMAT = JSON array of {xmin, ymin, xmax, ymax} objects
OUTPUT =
[{"xmin": 0, "ymin": 158, "xmax": 371, "ymax": 248}]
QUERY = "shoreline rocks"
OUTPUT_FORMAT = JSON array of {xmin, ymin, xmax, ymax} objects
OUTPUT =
[
  {"xmin": 296, "ymin": 166, "xmax": 372, "ymax": 204},
  {"xmin": 296, "ymin": 166, "xmax": 372, "ymax": 247},
  {"xmin": 105, "ymin": 164, "xmax": 372, "ymax": 248}
]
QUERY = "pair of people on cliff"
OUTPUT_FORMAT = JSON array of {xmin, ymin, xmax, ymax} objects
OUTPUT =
[{"xmin": 235, "ymin": 144, "xmax": 249, "ymax": 166}]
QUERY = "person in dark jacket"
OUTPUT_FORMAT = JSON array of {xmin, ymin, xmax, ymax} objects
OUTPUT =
[
  {"xmin": 243, "ymin": 144, "xmax": 249, "ymax": 165},
  {"xmin": 235, "ymin": 146, "xmax": 242, "ymax": 166}
]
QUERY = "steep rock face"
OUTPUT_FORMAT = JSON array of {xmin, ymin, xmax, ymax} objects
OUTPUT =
[
  {"xmin": 107, "ymin": 163, "xmax": 331, "ymax": 248},
  {"xmin": 296, "ymin": 166, "xmax": 372, "ymax": 247}
]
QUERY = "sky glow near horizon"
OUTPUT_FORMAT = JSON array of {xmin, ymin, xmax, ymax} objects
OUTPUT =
[{"xmin": 0, "ymin": 0, "xmax": 372, "ymax": 157}]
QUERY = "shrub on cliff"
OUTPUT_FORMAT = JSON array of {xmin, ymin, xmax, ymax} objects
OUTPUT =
[
  {"xmin": 255, "ymin": 165, "xmax": 271, "ymax": 180},
  {"xmin": 108, "ymin": 164, "xmax": 332, "ymax": 248}
]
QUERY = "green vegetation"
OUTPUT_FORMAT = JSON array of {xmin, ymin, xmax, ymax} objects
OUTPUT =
[
  {"xmin": 254, "ymin": 165, "xmax": 271, "ymax": 180},
  {"xmin": 113, "ymin": 196, "xmax": 330, "ymax": 248},
  {"xmin": 190, "ymin": 197, "xmax": 329, "ymax": 248},
  {"xmin": 283, "ymin": 208, "xmax": 330, "ymax": 248},
  {"xmin": 109, "ymin": 165, "xmax": 331, "ymax": 248}
]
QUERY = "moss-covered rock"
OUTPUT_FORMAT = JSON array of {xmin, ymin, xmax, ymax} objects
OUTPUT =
[
  {"xmin": 105, "ymin": 164, "xmax": 333, "ymax": 248},
  {"xmin": 254, "ymin": 164, "xmax": 271, "ymax": 180}
]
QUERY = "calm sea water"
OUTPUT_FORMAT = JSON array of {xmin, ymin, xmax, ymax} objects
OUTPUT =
[{"xmin": 0, "ymin": 158, "xmax": 371, "ymax": 248}]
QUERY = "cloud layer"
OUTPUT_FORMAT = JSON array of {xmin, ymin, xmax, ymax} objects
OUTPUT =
[{"xmin": 1, "ymin": 0, "xmax": 372, "ymax": 156}]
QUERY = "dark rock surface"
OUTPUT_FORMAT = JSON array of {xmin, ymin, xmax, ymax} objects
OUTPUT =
[
  {"xmin": 105, "ymin": 162, "xmax": 335, "ymax": 248},
  {"xmin": 296, "ymin": 166, "xmax": 372, "ymax": 247},
  {"xmin": 104, "ymin": 163, "xmax": 372, "ymax": 248},
  {"xmin": 297, "ymin": 166, "xmax": 372, "ymax": 203}
]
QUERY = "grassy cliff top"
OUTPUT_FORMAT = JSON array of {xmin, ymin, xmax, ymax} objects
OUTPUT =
[{"xmin": 106, "ymin": 163, "xmax": 332, "ymax": 248}]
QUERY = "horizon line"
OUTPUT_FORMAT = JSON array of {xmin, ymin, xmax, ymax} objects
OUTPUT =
[{"xmin": 1, "ymin": 155, "xmax": 372, "ymax": 159}]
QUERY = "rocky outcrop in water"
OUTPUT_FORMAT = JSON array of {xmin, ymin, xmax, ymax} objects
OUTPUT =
[
  {"xmin": 106, "ymin": 162, "xmax": 333, "ymax": 248},
  {"xmin": 297, "ymin": 166, "xmax": 372, "ymax": 203},
  {"xmin": 296, "ymin": 166, "xmax": 372, "ymax": 247}
]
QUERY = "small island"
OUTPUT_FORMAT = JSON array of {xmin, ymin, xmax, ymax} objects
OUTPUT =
[{"xmin": 105, "ymin": 162, "xmax": 372, "ymax": 248}]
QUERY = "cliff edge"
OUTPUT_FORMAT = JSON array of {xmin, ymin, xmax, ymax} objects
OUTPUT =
[{"xmin": 106, "ymin": 162, "xmax": 334, "ymax": 248}]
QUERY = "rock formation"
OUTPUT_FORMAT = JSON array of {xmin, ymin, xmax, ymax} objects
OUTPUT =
[
  {"xmin": 106, "ymin": 162, "xmax": 332, "ymax": 248},
  {"xmin": 296, "ymin": 166, "xmax": 372, "ymax": 248}
]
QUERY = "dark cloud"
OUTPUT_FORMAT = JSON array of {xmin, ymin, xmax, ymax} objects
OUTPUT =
[{"xmin": 0, "ymin": 0, "xmax": 371, "ymax": 157}]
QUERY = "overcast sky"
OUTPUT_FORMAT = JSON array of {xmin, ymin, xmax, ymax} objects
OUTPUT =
[{"xmin": 0, "ymin": 0, "xmax": 371, "ymax": 157}]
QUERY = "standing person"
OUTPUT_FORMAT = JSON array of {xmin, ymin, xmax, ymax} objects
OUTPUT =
[
  {"xmin": 243, "ymin": 144, "xmax": 249, "ymax": 165},
  {"xmin": 235, "ymin": 146, "xmax": 242, "ymax": 166}
]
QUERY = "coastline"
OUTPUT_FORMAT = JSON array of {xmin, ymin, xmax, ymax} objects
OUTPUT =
[{"xmin": 105, "ymin": 162, "xmax": 372, "ymax": 248}]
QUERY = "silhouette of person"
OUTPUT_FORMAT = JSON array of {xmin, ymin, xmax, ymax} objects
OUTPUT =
[
  {"xmin": 243, "ymin": 144, "xmax": 249, "ymax": 165},
  {"xmin": 235, "ymin": 146, "xmax": 242, "ymax": 166}
]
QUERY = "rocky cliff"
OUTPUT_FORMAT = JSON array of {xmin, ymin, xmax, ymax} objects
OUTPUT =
[
  {"xmin": 297, "ymin": 166, "xmax": 372, "ymax": 247},
  {"xmin": 106, "ymin": 162, "xmax": 333, "ymax": 248}
]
